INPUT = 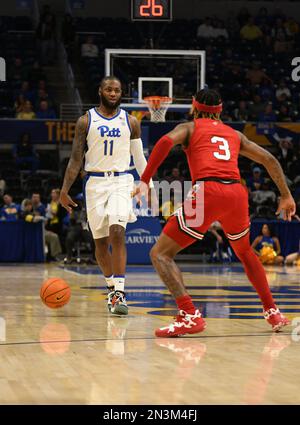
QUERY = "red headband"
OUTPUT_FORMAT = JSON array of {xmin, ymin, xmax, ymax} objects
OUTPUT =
[{"xmin": 192, "ymin": 99, "xmax": 223, "ymax": 113}]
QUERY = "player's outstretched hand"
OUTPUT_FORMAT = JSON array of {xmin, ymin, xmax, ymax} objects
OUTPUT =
[
  {"xmin": 59, "ymin": 191, "xmax": 78, "ymax": 214},
  {"xmin": 276, "ymin": 194, "xmax": 296, "ymax": 221},
  {"xmin": 132, "ymin": 181, "xmax": 149, "ymax": 206}
]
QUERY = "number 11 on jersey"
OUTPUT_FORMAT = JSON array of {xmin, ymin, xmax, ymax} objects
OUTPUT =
[{"xmin": 104, "ymin": 139, "xmax": 114, "ymax": 156}]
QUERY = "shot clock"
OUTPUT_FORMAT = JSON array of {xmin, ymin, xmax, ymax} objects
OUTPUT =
[{"xmin": 131, "ymin": 0, "xmax": 173, "ymax": 21}]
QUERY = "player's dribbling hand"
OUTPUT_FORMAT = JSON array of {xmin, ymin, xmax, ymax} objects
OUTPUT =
[
  {"xmin": 133, "ymin": 181, "xmax": 149, "ymax": 206},
  {"xmin": 276, "ymin": 194, "xmax": 296, "ymax": 221},
  {"xmin": 59, "ymin": 191, "xmax": 78, "ymax": 214}
]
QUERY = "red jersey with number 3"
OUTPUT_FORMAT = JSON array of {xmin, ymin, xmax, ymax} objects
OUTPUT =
[{"xmin": 185, "ymin": 118, "xmax": 241, "ymax": 182}]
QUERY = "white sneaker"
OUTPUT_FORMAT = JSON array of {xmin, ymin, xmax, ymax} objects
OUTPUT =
[
  {"xmin": 111, "ymin": 291, "xmax": 128, "ymax": 316},
  {"xmin": 107, "ymin": 288, "xmax": 115, "ymax": 312}
]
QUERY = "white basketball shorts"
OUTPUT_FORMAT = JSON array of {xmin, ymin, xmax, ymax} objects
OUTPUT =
[{"xmin": 84, "ymin": 173, "xmax": 137, "ymax": 239}]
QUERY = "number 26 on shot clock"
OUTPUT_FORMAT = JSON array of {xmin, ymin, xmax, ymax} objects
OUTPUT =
[{"xmin": 131, "ymin": 0, "xmax": 173, "ymax": 21}]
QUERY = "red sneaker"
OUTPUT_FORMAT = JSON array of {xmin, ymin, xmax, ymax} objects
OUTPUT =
[
  {"xmin": 263, "ymin": 307, "xmax": 290, "ymax": 332},
  {"xmin": 155, "ymin": 309, "xmax": 206, "ymax": 338}
]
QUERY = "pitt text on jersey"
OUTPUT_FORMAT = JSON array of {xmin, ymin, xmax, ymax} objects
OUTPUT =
[{"xmin": 98, "ymin": 125, "xmax": 121, "ymax": 138}]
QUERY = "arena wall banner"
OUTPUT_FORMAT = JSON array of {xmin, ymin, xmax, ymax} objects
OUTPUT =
[
  {"xmin": 0, "ymin": 120, "xmax": 299, "ymax": 146},
  {"xmin": 0, "ymin": 120, "xmax": 149, "ymax": 145},
  {"xmin": 126, "ymin": 216, "xmax": 162, "ymax": 264}
]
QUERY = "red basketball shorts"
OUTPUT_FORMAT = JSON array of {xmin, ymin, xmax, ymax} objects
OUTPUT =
[{"xmin": 163, "ymin": 181, "xmax": 250, "ymax": 248}]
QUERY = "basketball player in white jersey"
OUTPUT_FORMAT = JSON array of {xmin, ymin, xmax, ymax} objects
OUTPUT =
[{"xmin": 59, "ymin": 76, "xmax": 154, "ymax": 315}]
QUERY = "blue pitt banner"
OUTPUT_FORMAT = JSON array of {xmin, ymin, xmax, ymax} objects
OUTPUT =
[
  {"xmin": 126, "ymin": 216, "xmax": 162, "ymax": 264},
  {"xmin": 1, "ymin": 119, "xmax": 300, "ymax": 147}
]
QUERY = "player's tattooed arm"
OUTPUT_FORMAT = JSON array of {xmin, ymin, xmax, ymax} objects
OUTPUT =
[
  {"xmin": 60, "ymin": 114, "xmax": 87, "ymax": 212},
  {"xmin": 128, "ymin": 115, "xmax": 141, "ymax": 139},
  {"xmin": 238, "ymin": 130, "xmax": 296, "ymax": 221}
]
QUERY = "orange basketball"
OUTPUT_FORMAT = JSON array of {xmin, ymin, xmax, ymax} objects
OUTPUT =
[{"xmin": 40, "ymin": 278, "xmax": 71, "ymax": 309}]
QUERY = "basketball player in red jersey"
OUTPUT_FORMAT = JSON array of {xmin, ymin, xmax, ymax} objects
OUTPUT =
[{"xmin": 134, "ymin": 89, "xmax": 296, "ymax": 337}]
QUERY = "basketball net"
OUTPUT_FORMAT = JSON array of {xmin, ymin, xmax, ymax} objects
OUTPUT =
[{"xmin": 144, "ymin": 96, "xmax": 172, "ymax": 122}]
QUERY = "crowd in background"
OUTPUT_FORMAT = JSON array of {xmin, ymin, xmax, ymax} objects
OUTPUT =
[
  {"xmin": 0, "ymin": 4, "xmax": 300, "ymax": 264},
  {"xmin": 0, "ymin": 188, "xmax": 95, "ymax": 264}
]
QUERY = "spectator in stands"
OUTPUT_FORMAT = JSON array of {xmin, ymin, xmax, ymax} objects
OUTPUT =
[
  {"xmin": 258, "ymin": 78, "xmax": 275, "ymax": 102},
  {"xmin": 16, "ymin": 100, "xmax": 36, "ymax": 120},
  {"xmin": 13, "ymin": 132, "xmax": 39, "ymax": 173},
  {"xmin": 20, "ymin": 198, "xmax": 62, "ymax": 262},
  {"xmin": 196, "ymin": 18, "xmax": 214, "ymax": 39},
  {"xmin": 247, "ymin": 167, "xmax": 265, "ymax": 192},
  {"xmin": 274, "ymin": 136, "xmax": 294, "ymax": 172},
  {"xmin": 81, "ymin": 36, "xmax": 99, "ymax": 58},
  {"xmin": 274, "ymin": 31, "xmax": 291, "ymax": 55},
  {"xmin": 233, "ymin": 100, "xmax": 250, "ymax": 121},
  {"xmin": 0, "ymin": 194, "xmax": 20, "ymax": 221},
  {"xmin": 46, "ymin": 188, "xmax": 66, "ymax": 237},
  {"xmin": 276, "ymin": 80, "xmax": 291, "ymax": 100},
  {"xmin": 15, "ymin": 81, "xmax": 35, "ymax": 104},
  {"xmin": 249, "ymin": 94, "xmax": 265, "ymax": 120},
  {"xmin": 31, "ymin": 193, "xmax": 46, "ymax": 217},
  {"xmin": 251, "ymin": 181, "xmax": 277, "ymax": 218},
  {"xmin": 258, "ymin": 103, "xmax": 277, "ymax": 122},
  {"xmin": 277, "ymin": 104, "xmax": 292, "ymax": 122},
  {"xmin": 36, "ymin": 100, "xmax": 56, "ymax": 119},
  {"xmin": 246, "ymin": 63, "xmax": 271, "ymax": 86},
  {"xmin": 251, "ymin": 223, "xmax": 284, "ymax": 265},
  {"xmin": 37, "ymin": 79, "xmax": 48, "ymax": 92},
  {"xmin": 36, "ymin": 12, "xmax": 56, "ymax": 65},
  {"xmin": 285, "ymin": 17, "xmax": 299, "ymax": 38},
  {"xmin": 211, "ymin": 20, "xmax": 229, "ymax": 39},
  {"xmin": 240, "ymin": 16, "xmax": 263, "ymax": 41},
  {"xmin": 14, "ymin": 94, "xmax": 26, "ymax": 114},
  {"xmin": 165, "ymin": 167, "xmax": 185, "ymax": 185},
  {"xmin": 208, "ymin": 221, "xmax": 232, "ymax": 263},
  {"xmin": 35, "ymin": 89, "xmax": 53, "ymax": 110},
  {"xmin": 64, "ymin": 193, "xmax": 94, "ymax": 264},
  {"xmin": 272, "ymin": 18, "xmax": 289, "ymax": 42}
]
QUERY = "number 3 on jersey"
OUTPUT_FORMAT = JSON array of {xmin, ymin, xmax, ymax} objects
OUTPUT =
[
  {"xmin": 103, "ymin": 139, "xmax": 114, "ymax": 156},
  {"xmin": 211, "ymin": 136, "xmax": 231, "ymax": 160}
]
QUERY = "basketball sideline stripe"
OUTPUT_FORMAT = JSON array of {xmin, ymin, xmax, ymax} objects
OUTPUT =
[{"xmin": 0, "ymin": 332, "xmax": 291, "ymax": 347}]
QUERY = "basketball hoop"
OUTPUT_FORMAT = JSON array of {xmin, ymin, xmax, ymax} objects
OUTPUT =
[{"xmin": 144, "ymin": 96, "xmax": 172, "ymax": 122}]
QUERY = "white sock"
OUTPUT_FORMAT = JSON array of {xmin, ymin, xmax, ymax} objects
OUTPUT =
[
  {"xmin": 105, "ymin": 275, "xmax": 114, "ymax": 290},
  {"xmin": 114, "ymin": 275, "xmax": 125, "ymax": 292}
]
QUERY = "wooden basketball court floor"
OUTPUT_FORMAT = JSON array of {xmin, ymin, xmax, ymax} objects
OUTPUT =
[{"xmin": 0, "ymin": 262, "xmax": 300, "ymax": 405}]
